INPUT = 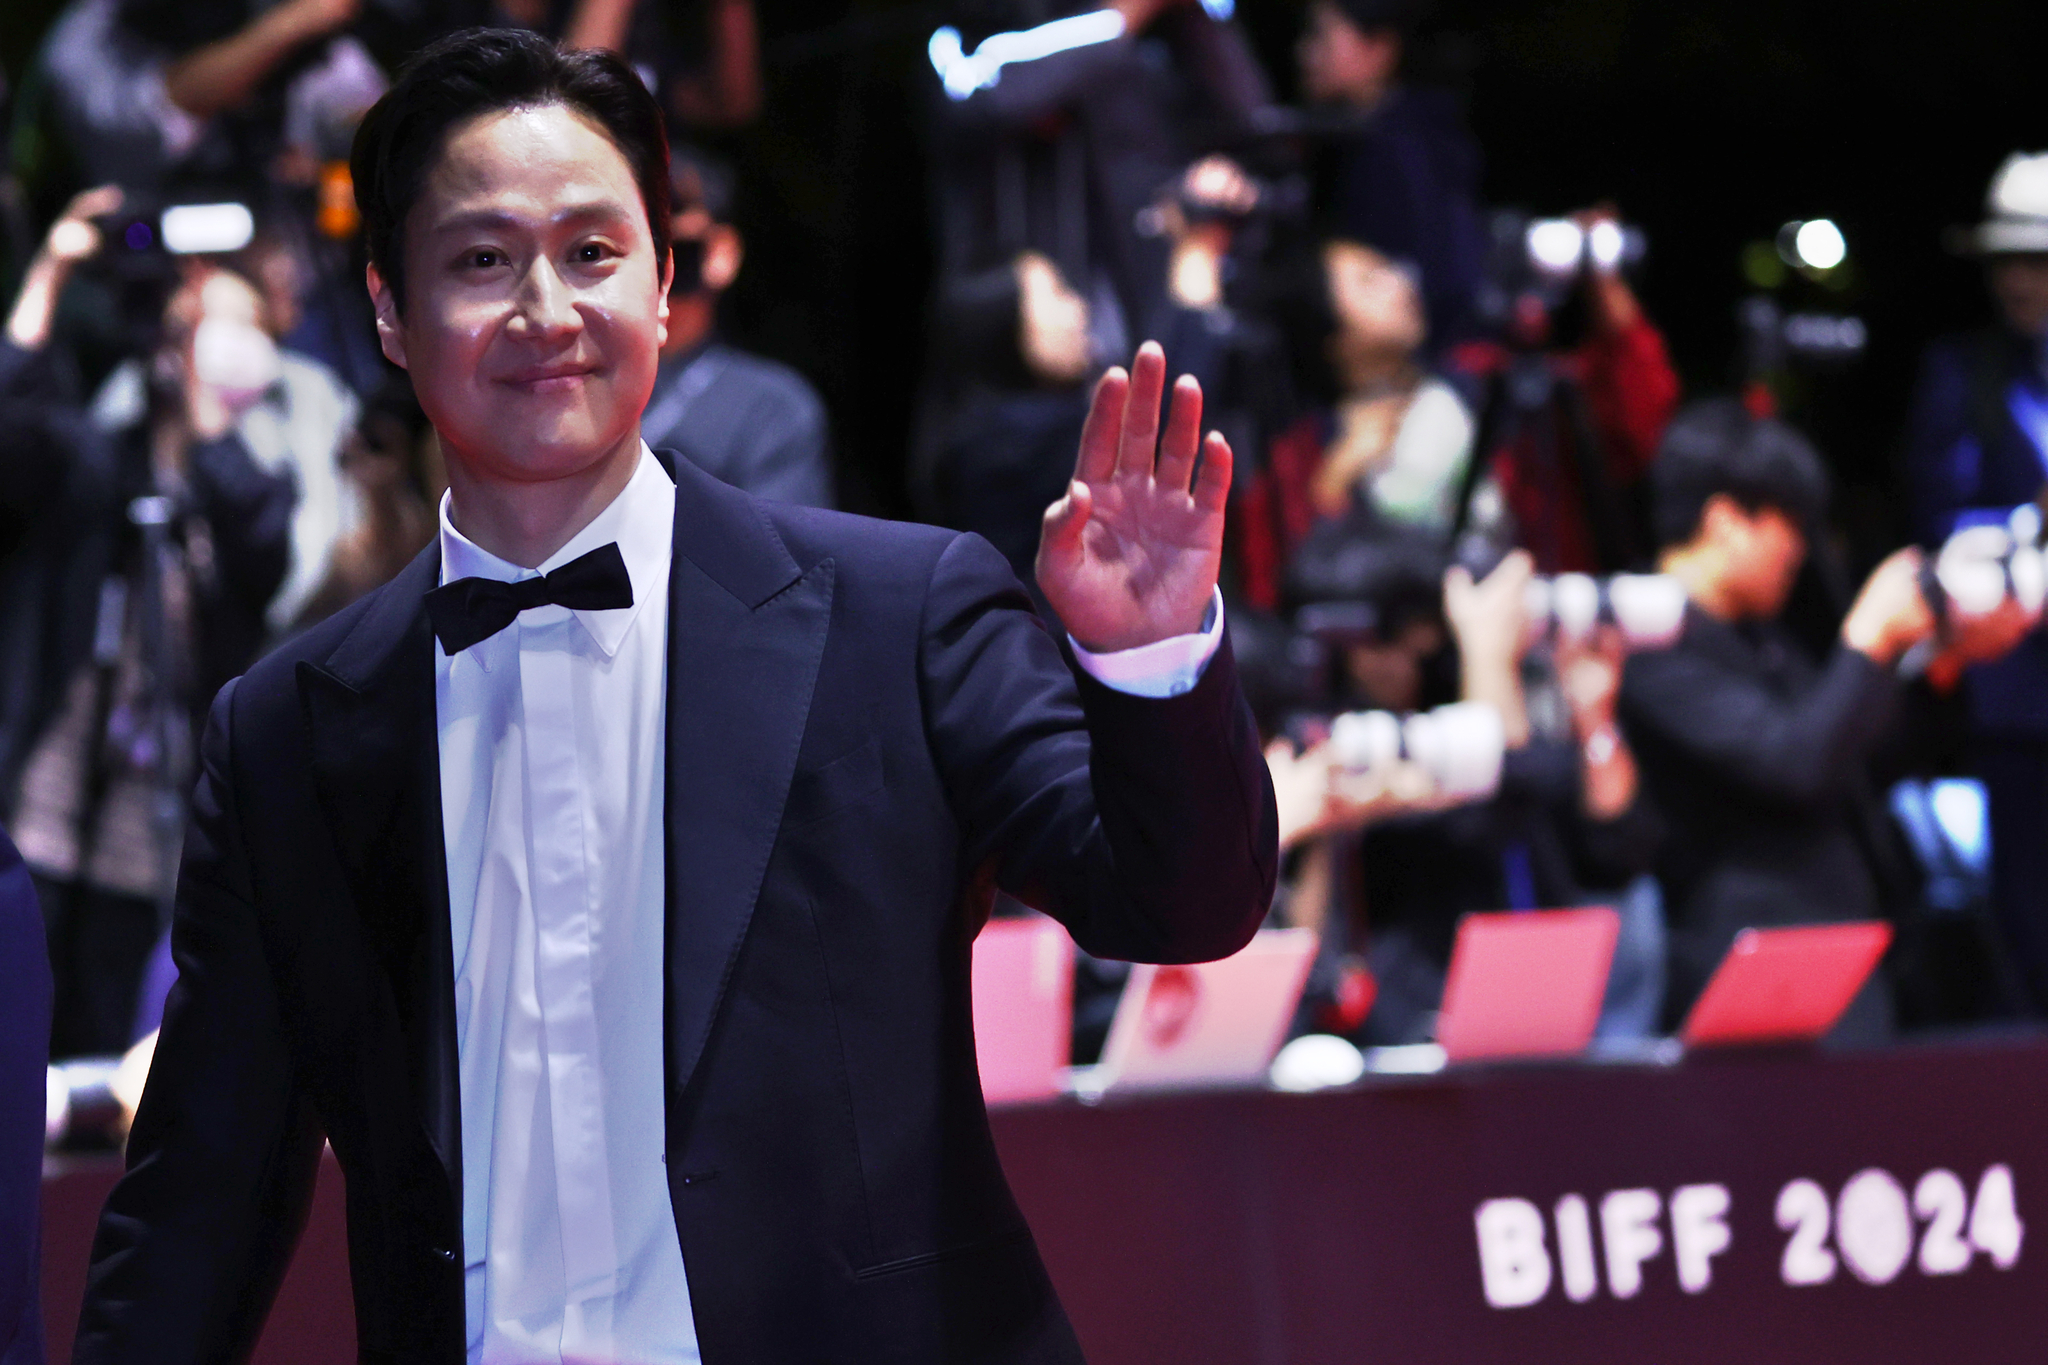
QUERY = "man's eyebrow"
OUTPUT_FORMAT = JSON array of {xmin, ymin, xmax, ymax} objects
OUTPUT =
[{"xmin": 425, "ymin": 201, "xmax": 639, "ymax": 236}]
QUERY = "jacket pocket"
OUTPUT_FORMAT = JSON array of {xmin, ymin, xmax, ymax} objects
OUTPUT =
[
  {"xmin": 852, "ymin": 1223, "xmax": 1033, "ymax": 1282},
  {"xmin": 782, "ymin": 735, "xmax": 885, "ymax": 828}
]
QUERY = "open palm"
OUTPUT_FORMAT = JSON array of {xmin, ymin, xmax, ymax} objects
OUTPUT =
[{"xmin": 1036, "ymin": 342, "xmax": 1233, "ymax": 653}]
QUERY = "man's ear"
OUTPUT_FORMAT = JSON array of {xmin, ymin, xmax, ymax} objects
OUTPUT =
[
  {"xmin": 657, "ymin": 244, "xmax": 673, "ymax": 348},
  {"xmin": 703, "ymin": 224, "xmax": 743, "ymax": 292},
  {"xmin": 366, "ymin": 261, "xmax": 408, "ymax": 370}
]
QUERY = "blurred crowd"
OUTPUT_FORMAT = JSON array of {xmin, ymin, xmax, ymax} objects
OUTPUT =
[{"xmin": 8, "ymin": 0, "xmax": 2048, "ymax": 1082}]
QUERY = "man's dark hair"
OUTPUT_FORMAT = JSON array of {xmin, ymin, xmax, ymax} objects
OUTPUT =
[
  {"xmin": 670, "ymin": 144, "xmax": 737, "ymax": 224},
  {"xmin": 351, "ymin": 27, "xmax": 672, "ymax": 313},
  {"xmin": 1332, "ymin": 0, "xmax": 1428, "ymax": 38},
  {"xmin": 1651, "ymin": 398, "xmax": 1829, "ymax": 548}
]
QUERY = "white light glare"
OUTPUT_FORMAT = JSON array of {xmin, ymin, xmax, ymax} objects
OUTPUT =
[
  {"xmin": 929, "ymin": 10, "xmax": 1127, "ymax": 101},
  {"xmin": 161, "ymin": 202, "xmax": 255, "ymax": 256},
  {"xmin": 1200, "ymin": 0, "xmax": 1236, "ymax": 16},
  {"xmin": 1794, "ymin": 218, "xmax": 1847, "ymax": 271},
  {"xmin": 1587, "ymin": 219, "xmax": 1624, "ymax": 270},
  {"xmin": 1526, "ymin": 218, "xmax": 1585, "ymax": 273}
]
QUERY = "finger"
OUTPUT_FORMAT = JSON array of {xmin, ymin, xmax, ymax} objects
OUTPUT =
[
  {"xmin": 68, "ymin": 185, "xmax": 123, "ymax": 223},
  {"xmin": 1075, "ymin": 368, "xmax": 1127, "ymax": 485},
  {"xmin": 1037, "ymin": 479, "xmax": 1095, "ymax": 563},
  {"xmin": 1155, "ymin": 374, "xmax": 1204, "ymax": 492},
  {"xmin": 1117, "ymin": 341, "xmax": 1166, "ymax": 480},
  {"xmin": 1191, "ymin": 429, "xmax": 1234, "ymax": 513}
]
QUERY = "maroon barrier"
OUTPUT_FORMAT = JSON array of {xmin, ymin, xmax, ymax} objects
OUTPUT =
[{"xmin": 41, "ymin": 1036, "xmax": 2048, "ymax": 1362}]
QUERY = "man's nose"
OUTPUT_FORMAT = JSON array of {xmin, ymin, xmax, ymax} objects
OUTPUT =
[{"xmin": 508, "ymin": 258, "xmax": 582, "ymax": 339}]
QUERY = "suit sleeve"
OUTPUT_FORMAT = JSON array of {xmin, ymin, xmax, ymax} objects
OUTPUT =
[
  {"xmin": 918, "ymin": 531, "xmax": 1277, "ymax": 963},
  {"xmin": 74, "ymin": 679, "xmax": 323, "ymax": 1365}
]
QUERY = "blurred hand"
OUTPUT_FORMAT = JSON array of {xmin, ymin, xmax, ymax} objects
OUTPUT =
[
  {"xmin": 1927, "ymin": 594, "xmax": 2039, "ymax": 691},
  {"xmin": 1556, "ymin": 624, "xmax": 1626, "ymax": 736},
  {"xmin": 1111, "ymin": 0, "xmax": 1192, "ymax": 32},
  {"xmin": 1443, "ymin": 550, "xmax": 1534, "ymax": 667},
  {"xmin": 1842, "ymin": 546, "xmax": 1936, "ymax": 667},
  {"xmin": 41, "ymin": 185, "xmax": 121, "ymax": 266},
  {"xmin": 1038, "ymin": 342, "xmax": 1230, "ymax": 652},
  {"xmin": 1268, "ymin": 738, "xmax": 1450, "ymax": 849},
  {"xmin": 1015, "ymin": 252, "xmax": 1091, "ymax": 385},
  {"xmin": 278, "ymin": 0, "xmax": 362, "ymax": 39},
  {"xmin": 1180, "ymin": 155, "xmax": 1259, "ymax": 219}
]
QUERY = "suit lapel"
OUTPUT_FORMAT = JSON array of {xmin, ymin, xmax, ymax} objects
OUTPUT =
[
  {"xmin": 298, "ymin": 545, "xmax": 461, "ymax": 1192},
  {"xmin": 660, "ymin": 455, "xmax": 834, "ymax": 1101}
]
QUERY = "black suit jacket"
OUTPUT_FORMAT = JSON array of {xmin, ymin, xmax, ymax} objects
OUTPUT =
[{"xmin": 75, "ymin": 453, "xmax": 1278, "ymax": 1364}]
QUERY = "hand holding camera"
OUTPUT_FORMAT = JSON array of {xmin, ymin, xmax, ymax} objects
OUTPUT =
[{"xmin": 5, "ymin": 185, "xmax": 122, "ymax": 352}]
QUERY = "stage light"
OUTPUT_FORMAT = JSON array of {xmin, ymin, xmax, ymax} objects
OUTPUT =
[
  {"xmin": 1526, "ymin": 218, "xmax": 1585, "ymax": 273},
  {"xmin": 1587, "ymin": 219, "xmax": 1625, "ymax": 271},
  {"xmin": 1796, "ymin": 219, "xmax": 1846, "ymax": 270},
  {"xmin": 929, "ymin": 10, "xmax": 1127, "ymax": 101}
]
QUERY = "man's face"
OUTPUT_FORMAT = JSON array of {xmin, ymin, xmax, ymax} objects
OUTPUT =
[
  {"xmin": 1343, "ymin": 619, "xmax": 1443, "ymax": 713},
  {"xmin": 1325, "ymin": 240, "xmax": 1425, "ymax": 357},
  {"xmin": 371, "ymin": 103, "xmax": 670, "ymax": 488},
  {"xmin": 1299, "ymin": 2, "xmax": 1399, "ymax": 106},
  {"xmin": 1716, "ymin": 499, "xmax": 1808, "ymax": 619},
  {"xmin": 1990, "ymin": 254, "xmax": 2048, "ymax": 339}
]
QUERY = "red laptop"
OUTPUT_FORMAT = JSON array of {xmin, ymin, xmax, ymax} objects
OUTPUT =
[
  {"xmin": 1436, "ymin": 907, "xmax": 1620, "ymax": 1063},
  {"xmin": 1680, "ymin": 921, "xmax": 1892, "ymax": 1048},
  {"xmin": 971, "ymin": 915, "xmax": 1075, "ymax": 1105}
]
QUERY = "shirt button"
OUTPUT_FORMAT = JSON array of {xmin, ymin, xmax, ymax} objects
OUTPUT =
[{"xmin": 432, "ymin": 1246, "xmax": 458, "ymax": 1264}]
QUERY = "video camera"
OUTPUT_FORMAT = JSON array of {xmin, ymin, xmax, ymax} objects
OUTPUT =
[{"xmin": 1475, "ymin": 208, "xmax": 1647, "ymax": 336}]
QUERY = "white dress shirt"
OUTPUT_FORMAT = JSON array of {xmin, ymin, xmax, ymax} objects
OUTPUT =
[{"xmin": 434, "ymin": 445, "xmax": 1221, "ymax": 1363}]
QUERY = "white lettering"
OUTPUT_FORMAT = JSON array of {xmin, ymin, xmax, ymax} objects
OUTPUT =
[
  {"xmin": 1600, "ymin": 1189, "xmax": 1663, "ymax": 1299},
  {"xmin": 1670, "ymin": 1184, "xmax": 1732, "ymax": 1293},
  {"xmin": 1554, "ymin": 1194, "xmax": 1600, "ymax": 1303},
  {"xmin": 1475, "ymin": 1198, "xmax": 1552, "ymax": 1309}
]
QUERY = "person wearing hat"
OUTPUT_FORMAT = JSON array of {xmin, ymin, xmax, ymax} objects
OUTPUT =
[
  {"xmin": 1904, "ymin": 151, "xmax": 2048, "ymax": 1016},
  {"xmin": 1297, "ymin": 0, "xmax": 1485, "ymax": 351}
]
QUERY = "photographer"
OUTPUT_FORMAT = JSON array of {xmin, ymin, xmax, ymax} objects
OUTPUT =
[
  {"xmin": 919, "ymin": 0, "xmax": 1271, "ymax": 590},
  {"xmin": 1296, "ymin": 0, "xmax": 1485, "ymax": 351},
  {"xmin": 1620, "ymin": 401, "xmax": 2034, "ymax": 1040},
  {"xmin": 1450, "ymin": 205, "xmax": 1681, "ymax": 575},
  {"xmin": 1276, "ymin": 526, "xmax": 1660, "ymax": 1044},
  {"xmin": 641, "ymin": 146, "xmax": 832, "ymax": 507},
  {"xmin": 1, "ymin": 193, "xmax": 296, "ymax": 1060},
  {"xmin": 29, "ymin": 0, "xmax": 372, "ymax": 205},
  {"xmin": 1237, "ymin": 237, "xmax": 1482, "ymax": 613},
  {"xmin": 1904, "ymin": 152, "xmax": 2048, "ymax": 1013}
]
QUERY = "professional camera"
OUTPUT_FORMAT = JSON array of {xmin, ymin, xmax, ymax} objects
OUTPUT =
[
  {"xmin": 1328, "ymin": 700, "xmax": 1505, "ymax": 802},
  {"xmin": 1926, "ymin": 506, "xmax": 2048, "ymax": 620},
  {"xmin": 1474, "ymin": 208, "xmax": 1647, "ymax": 330},
  {"xmin": 1522, "ymin": 572, "xmax": 1688, "ymax": 649}
]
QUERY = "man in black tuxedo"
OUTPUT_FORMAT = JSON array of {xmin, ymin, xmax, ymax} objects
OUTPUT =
[{"xmin": 74, "ymin": 28, "xmax": 1276, "ymax": 1365}]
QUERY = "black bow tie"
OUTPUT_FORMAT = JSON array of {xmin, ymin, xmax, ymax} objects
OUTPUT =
[{"xmin": 425, "ymin": 542, "xmax": 635, "ymax": 654}]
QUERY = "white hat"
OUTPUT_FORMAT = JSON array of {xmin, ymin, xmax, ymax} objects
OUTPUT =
[{"xmin": 1956, "ymin": 153, "xmax": 2048, "ymax": 255}]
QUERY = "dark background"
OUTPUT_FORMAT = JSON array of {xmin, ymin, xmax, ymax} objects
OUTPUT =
[{"xmin": 8, "ymin": 0, "xmax": 2048, "ymax": 557}]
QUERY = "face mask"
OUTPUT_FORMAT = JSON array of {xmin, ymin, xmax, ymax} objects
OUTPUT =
[{"xmin": 191, "ymin": 317, "xmax": 282, "ymax": 410}]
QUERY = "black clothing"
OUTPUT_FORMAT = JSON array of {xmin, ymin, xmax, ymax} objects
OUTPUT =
[
  {"xmin": 1619, "ymin": 608, "xmax": 1903, "ymax": 1024},
  {"xmin": 1324, "ymin": 86, "xmax": 1486, "ymax": 351},
  {"xmin": 641, "ymin": 341, "xmax": 833, "ymax": 508},
  {"xmin": 74, "ymin": 453, "xmax": 1277, "ymax": 1364},
  {"xmin": 425, "ymin": 541, "xmax": 634, "ymax": 653},
  {"xmin": 0, "ymin": 827, "xmax": 49, "ymax": 1365}
]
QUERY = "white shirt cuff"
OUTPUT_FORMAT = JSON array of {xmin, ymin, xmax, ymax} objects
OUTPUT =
[{"xmin": 1068, "ymin": 588, "xmax": 1225, "ymax": 699}]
